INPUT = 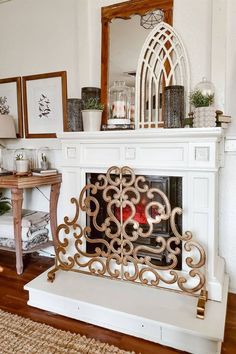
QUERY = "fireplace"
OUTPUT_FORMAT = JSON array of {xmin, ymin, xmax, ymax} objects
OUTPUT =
[
  {"xmin": 53, "ymin": 128, "xmax": 225, "ymax": 302},
  {"xmin": 86, "ymin": 173, "xmax": 183, "ymax": 269},
  {"xmin": 25, "ymin": 128, "xmax": 228, "ymax": 354}
]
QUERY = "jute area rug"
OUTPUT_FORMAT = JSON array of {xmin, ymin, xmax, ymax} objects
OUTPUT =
[{"xmin": 0, "ymin": 309, "xmax": 135, "ymax": 354}]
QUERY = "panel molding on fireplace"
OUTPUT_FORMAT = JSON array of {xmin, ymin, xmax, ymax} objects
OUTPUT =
[
  {"xmin": 57, "ymin": 128, "xmax": 225, "ymax": 302},
  {"xmin": 58, "ymin": 129, "xmax": 223, "ymax": 171}
]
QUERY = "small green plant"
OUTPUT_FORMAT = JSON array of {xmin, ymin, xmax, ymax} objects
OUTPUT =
[
  {"xmin": 0, "ymin": 193, "xmax": 11, "ymax": 216},
  {"xmin": 83, "ymin": 98, "xmax": 104, "ymax": 111},
  {"xmin": 189, "ymin": 90, "xmax": 214, "ymax": 108},
  {"xmin": 15, "ymin": 154, "xmax": 24, "ymax": 160}
]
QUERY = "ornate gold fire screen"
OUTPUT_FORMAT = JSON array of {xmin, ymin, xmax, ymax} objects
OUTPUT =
[{"xmin": 48, "ymin": 166, "xmax": 207, "ymax": 317}]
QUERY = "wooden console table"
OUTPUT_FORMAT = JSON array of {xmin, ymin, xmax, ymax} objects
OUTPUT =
[{"xmin": 0, "ymin": 174, "xmax": 62, "ymax": 275}]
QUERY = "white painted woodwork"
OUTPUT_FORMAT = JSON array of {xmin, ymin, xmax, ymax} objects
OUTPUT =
[
  {"xmin": 55, "ymin": 128, "xmax": 226, "ymax": 301},
  {"xmin": 225, "ymin": 136, "xmax": 236, "ymax": 152},
  {"xmin": 25, "ymin": 127, "xmax": 229, "ymax": 353},
  {"xmin": 135, "ymin": 22, "xmax": 190, "ymax": 128},
  {"xmin": 25, "ymin": 269, "xmax": 229, "ymax": 354}
]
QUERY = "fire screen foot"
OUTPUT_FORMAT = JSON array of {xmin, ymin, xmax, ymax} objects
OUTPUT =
[
  {"xmin": 196, "ymin": 289, "xmax": 208, "ymax": 319},
  {"xmin": 47, "ymin": 266, "xmax": 59, "ymax": 283}
]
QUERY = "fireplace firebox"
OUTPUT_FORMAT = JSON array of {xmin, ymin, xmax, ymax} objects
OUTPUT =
[{"xmin": 86, "ymin": 173, "xmax": 183, "ymax": 269}]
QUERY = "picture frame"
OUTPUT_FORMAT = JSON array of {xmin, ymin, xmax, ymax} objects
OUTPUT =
[
  {"xmin": 22, "ymin": 71, "xmax": 68, "ymax": 138},
  {"xmin": 0, "ymin": 77, "xmax": 23, "ymax": 138}
]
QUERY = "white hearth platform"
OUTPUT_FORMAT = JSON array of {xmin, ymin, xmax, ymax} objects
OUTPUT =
[{"xmin": 25, "ymin": 269, "xmax": 229, "ymax": 354}]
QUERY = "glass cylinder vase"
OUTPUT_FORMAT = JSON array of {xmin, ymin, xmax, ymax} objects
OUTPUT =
[{"xmin": 108, "ymin": 81, "xmax": 131, "ymax": 124}]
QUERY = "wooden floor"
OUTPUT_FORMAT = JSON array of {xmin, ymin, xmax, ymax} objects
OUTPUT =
[{"xmin": 0, "ymin": 251, "xmax": 235, "ymax": 354}]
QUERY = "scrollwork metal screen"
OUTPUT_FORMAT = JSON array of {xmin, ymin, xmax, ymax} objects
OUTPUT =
[{"xmin": 49, "ymin": 166, "xmax": 206, "ymax": 296}]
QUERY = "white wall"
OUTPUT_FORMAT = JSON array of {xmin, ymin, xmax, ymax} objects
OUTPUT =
[
  {"xmin": 0, "ymin": 0, "xmax": 236, "ymax": 292},
  {"xmin": 225, "ymin": 0, "xmax": 236, "ymax": 134},
  {"xmin": 0, "ymin": 0, "xmax": 81, "ymax": 97},
  {"xmin": 220, "ymin": 152, "xmax": 236, "ymax": 292},
  {"xmin": 174, "ymin": 0, "xmax": 213, "ymax": 90},
  {"xmin": 219, "ymin": 0, "xmax": 236, "ymax": 292},
  {"xmin": 0, "ymin": 0, "xmax": 90, "ymax": 214}
]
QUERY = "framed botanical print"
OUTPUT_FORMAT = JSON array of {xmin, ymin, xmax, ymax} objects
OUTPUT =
[
  {"xmin": 22, "ymin": 71, "xmax": 68, "ymax": 138},
  {"xmin": 0, "ymin": 77, "xmax": 23, "ymax": 138}
]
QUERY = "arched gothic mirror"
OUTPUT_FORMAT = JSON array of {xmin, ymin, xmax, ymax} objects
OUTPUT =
[{"xmin": 101, "ymin": 0, "xmax": 173, "ymax": 125}]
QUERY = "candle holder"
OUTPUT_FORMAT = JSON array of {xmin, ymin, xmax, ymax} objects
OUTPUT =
[{"xmin": 108, "ymin": 81, "xmax": 131, "ymax": 126}]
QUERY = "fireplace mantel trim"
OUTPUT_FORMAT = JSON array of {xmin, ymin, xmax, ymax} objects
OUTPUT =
[{"xmin": 57, "ymin": 127, "xmax": 224, "ymax": 142}]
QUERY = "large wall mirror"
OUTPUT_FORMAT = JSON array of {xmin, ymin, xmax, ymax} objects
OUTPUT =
[{"xmin": 101, "ymin": 0, "xmax": 173, "ymax": 124}]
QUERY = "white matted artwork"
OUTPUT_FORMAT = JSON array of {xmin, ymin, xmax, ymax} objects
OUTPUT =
[
  {"xmin": 0, "ymin": 77, "xmax": 23, "ymax": 137},
  {"xmin": 23, "ymin": 71, "xmax": 68, "ymax": 138}
]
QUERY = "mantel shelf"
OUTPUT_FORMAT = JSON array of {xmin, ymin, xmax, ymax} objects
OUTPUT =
[{"xmin": 57, "ymin": 127, "xmax": 224, "ymax": 142}]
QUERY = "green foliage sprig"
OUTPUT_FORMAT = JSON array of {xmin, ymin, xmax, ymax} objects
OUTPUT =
[
  {"xmin": 83, "ymin": 98, "xmax": 104, "ymax": 111},
  {"xmin": 15, "ymin": 154, "xmax": 24, "ymax": 160},
  {"xmin": 189, "ymin": 89, "xmax": 214, "ymax": 108}
]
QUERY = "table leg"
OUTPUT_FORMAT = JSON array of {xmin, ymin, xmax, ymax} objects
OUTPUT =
[
  {"xmin": 50, "ymin": 182, "xmax": 61, "ymax": 247},
  {"xmin": 11, "ymin": 188, "xmax": 23, "ymax": 275}
]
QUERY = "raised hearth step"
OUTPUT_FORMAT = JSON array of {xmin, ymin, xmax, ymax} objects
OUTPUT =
[{"xmin": 25, "ymin": 269, "xmax": 228, "ymax": 354}]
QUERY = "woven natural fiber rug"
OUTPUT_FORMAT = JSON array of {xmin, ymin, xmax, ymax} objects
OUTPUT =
[{"xmin": 0, "ymin": 309, "xmax": 135, "ymax": 354}]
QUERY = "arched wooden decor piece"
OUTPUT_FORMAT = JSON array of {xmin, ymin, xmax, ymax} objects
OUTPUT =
[
  {"xmin": 101, "ymin": 0, "xmax": 173, "ymax": 124},
  {"xmin": 135, "ymin": 22, "xmax": 190, "ymax": 129}
]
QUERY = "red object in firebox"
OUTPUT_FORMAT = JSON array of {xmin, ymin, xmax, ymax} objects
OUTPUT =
[{"xmin": 115, "ymin": 203, "xmax": 148, "ymax": 224}]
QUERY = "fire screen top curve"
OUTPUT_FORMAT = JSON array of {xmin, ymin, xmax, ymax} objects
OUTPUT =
[{"xmin": 48, "ymin": 166, "xmax": 206, "ymax": 296}]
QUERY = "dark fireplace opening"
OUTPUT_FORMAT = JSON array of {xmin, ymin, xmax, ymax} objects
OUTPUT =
[{"xmin": 86, "ymin": 173, "xmax": 182, "ymax": 270}]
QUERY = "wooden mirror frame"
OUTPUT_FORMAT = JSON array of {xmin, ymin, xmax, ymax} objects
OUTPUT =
[{"xmin": 101, "ymin": 0, "xmax": 173, "ymax": 124}]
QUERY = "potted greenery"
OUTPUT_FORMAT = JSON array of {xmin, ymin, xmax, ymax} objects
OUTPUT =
[
  {"xmin": 81, "ymin": 98, "xmax": 104, "ymax": 131},
  {"xmin": 189, "ymin": 89, "xmax": 215, "ymax": 128},
  {"xmin": 15, "ymin": 154, "xmax": 29, "ymax": 174}
]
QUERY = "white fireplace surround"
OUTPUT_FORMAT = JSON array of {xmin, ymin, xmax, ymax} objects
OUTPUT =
[
  {"xmin": 25, "ymin": 127, "xmax": 228, "ymax": 354},
  {"xmin": 57, "ymin": 127, "xmax": 225, "ymax": 302}
]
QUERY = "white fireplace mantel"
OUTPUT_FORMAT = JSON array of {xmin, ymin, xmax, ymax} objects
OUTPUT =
[
  {"xmin": 55, "ymin": 127, "xmax": 226, "ymax": 301},
  {"xmin": 57, "ymin": 127, "xmax": 224, "ymax": 140},
  {"xmin": 57, "ymin": 127, "xmax": 224, "ymax": 173}
]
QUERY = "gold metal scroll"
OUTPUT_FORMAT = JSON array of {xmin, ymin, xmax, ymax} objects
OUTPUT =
[{"xmin": 48, "ymin": 166, "xmax": 206, "ymax": 299}]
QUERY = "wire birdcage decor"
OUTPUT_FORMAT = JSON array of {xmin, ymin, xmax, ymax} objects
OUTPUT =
[{"xmin": 140, "ymin": 9, "xmax": 164, "ymax": 29}]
